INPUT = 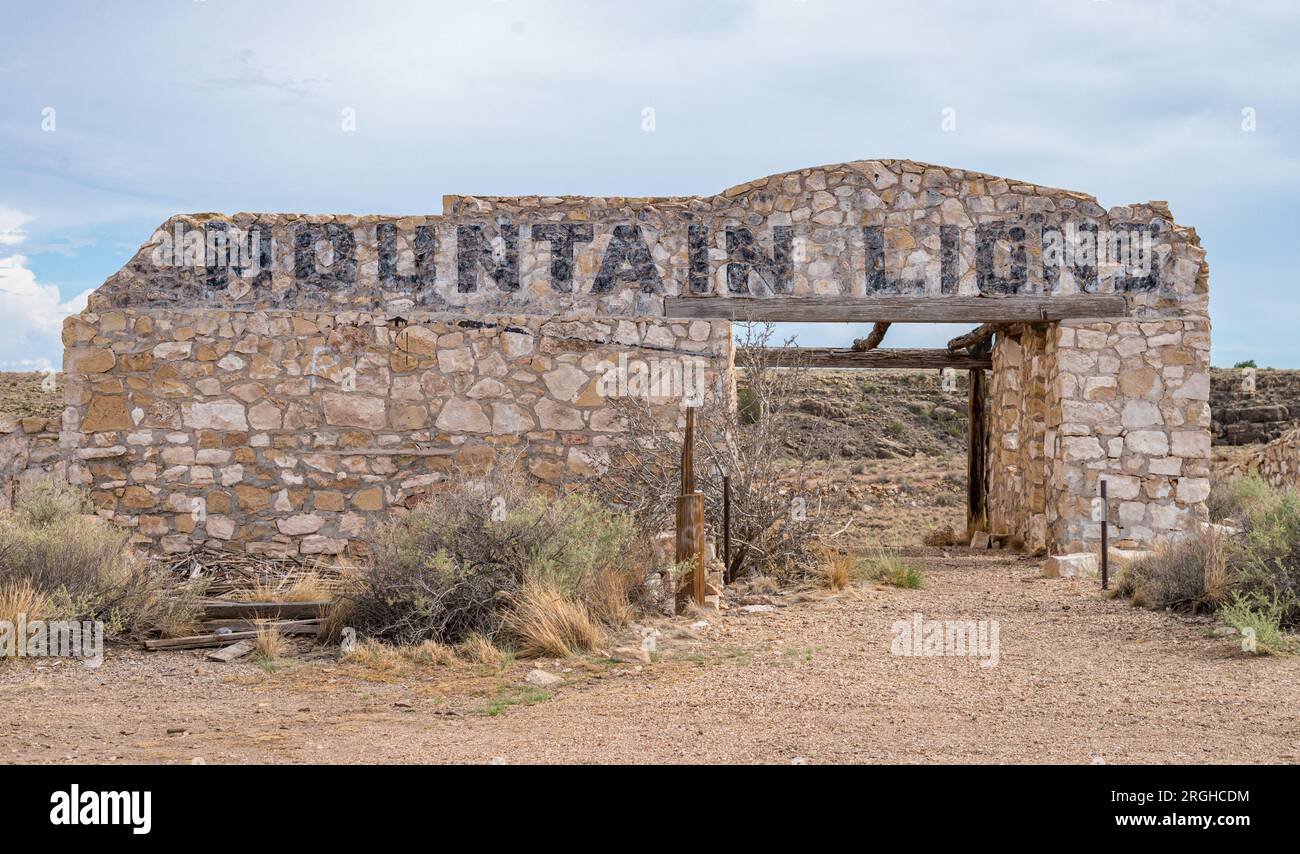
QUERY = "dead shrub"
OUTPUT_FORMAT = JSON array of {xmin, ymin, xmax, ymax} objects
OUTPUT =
[
  {"xmin": 590, "ymin": 322, "xmax": 834, "ymax": 583},
  {"xmin": 341, "ymin": 457, "xmax": 652, "ymax": 646},
  {"xmin": 0, "ymin": 479, "xmax": 184, "ymax": 638},
  {"xmin": 1115, "ymin": 525, "xmax": 1230, "ymax": 614},
  {"xmin": 504, "ymin": 582, "xmax": 605, "ymax": 658}
]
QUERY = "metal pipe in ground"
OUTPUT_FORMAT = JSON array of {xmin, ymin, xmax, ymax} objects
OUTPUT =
[
  {"xmin": 722, "ymin": 475, "xmax": 732, "ymax": 584},
  {"xmin": 1100, "ymin": 478, "xmax": 1109, "ymax": 590}
]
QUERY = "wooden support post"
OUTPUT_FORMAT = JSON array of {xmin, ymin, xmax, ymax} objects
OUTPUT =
[
  {"xmin": 967, "ymin": 362, "xmax": 989, "ymax": 538},
  {"xmin": 676, "ymin": 494, "xmax": 706, "ymax": 604},
  {"xmin": 675, "ymin": 407, "xmax": 706, "ymax": 606}
]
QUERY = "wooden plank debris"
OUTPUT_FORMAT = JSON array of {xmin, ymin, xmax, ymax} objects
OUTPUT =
[
  {"xmin": 197, "ymin": 599, "xmax": 331, "ymax": 620},
  {"xmin": 206, "ymin": 639, "xmax": 257, "ymax": 663},
  {"xmin": 144, "ymin": 619, "xmax": 321, "ymax": 651}
]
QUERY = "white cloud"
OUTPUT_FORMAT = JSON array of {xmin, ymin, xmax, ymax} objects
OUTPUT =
[
  {"xmin": 0, "ymin": 209, "xmax": 93, "ymax": 369},
  {"xmin": 0, "ymin": 208, "xmax": 33, "ymax": 247}
]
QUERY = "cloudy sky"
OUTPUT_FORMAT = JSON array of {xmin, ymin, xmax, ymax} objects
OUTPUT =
[{"xmin": 1, "ymin": 0, "xmax": 1296, "ymax": 368}]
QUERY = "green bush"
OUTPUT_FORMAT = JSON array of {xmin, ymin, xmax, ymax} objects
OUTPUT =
[
  {"xmin": 1117, "ymin": 476, "xmax": 1300, "ymax": 634},
  {"xmin": 1237, "ymin": 487, "xmax": 1300, "ymax": 625},
  {"xmin": 736, "ymin": 386, "xmax": 762, "ymax": 424},
  {"xmin": 1220, "ymin": 592, "xmax": 1293, "ymax": 655},
  {"xmin": 1207, "ymin": 473, "xmax": 1271, "ymax": 523},
  {"xmin": 1233, "ymin": 360, "xmax": 1257, "ymax": 369}
]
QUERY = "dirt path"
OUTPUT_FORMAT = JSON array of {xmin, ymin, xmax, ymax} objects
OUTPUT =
[{"xmin": 3, "ymin": 552, "xmax": 1298, "ymax": 764}]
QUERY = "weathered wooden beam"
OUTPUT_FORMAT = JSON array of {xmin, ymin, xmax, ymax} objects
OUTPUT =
[
  {"xmin": 198, "ymin": 599, "xmax": 331, "ymax": 620},
  {"xmin": 852, "ymin": 321, "xmax": 891, "ymax": 351},
  {"xmin": 947, "ymin": 323, "xmax": 1001, "ymax": 352},
  {"xmin": 143, "ymin": 620, "xmax": 322, "ymax": 651},
  {"xmin": 665, "ymin": 294, "xmax": 1127, "ymax": 322},
  {"xmin": 749, "ymin": 347, "xmax": 992, "ymax": 370}
]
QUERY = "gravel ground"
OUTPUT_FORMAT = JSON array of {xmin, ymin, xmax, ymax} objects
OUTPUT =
[{"xmin": 2, "ymin": 551, "xmax": 1297, "ymax": 765}]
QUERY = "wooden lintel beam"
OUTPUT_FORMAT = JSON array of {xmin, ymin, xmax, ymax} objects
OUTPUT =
[
  {"xmin": 748, "ymin": 347, "xmax": 992, "ymax": 370},
  {"xmin": 665, "ymin": 294, "xmax": 1128, "ymax": 322}
]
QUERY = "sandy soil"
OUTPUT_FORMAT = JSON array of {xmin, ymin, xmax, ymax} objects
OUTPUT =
[{"xmin": 3, "ymin": 550, "xmax": 1297, "ymax": 765}]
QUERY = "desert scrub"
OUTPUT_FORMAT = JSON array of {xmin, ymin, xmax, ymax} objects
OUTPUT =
[
  {"xmin": 0, "ymin": 479, "xmax": 186, "ymax": 637},
  {"xmin": 340, "ymin": 460, "xmax": 653, "ymax": 650},
  {"xmin": 1114, "ymin": 524, "xmax": 1229, "ymax": 614},
  {"xmin": 857, "ymin": 548, "xmax": 924, "ymax": 589},
  {"xmin": 1236, "ymin": 486, "xmax": 1300, "ymax": 624},
  {"xmin": 1207, "ymin": 473, "xmax": 1271, "ymax": 524},
  {"xmin": 1220, "ymin": 592, "xmax": 1293, "ymax": 655}
]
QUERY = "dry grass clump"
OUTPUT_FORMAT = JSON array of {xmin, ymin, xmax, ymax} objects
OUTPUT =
[
  {"xmin": 0, "ymin": 578, "xmax": 48, "ymax": 626},
  {"xmin": 253, "ymin": 621, "xmax": 284, "ymax": 660},
  {"xmin": 457, "ymin": 632, "xmax": 507, "ymax": 670},
  {"xmin": 0, "ymin": 479, "xmax": 190, "ymax": 638},
  {"xmin": 504, "ymin": 582, "xmax": 605, "ymax": 658},
  {"xmin": 857, "ymin": 548, "xmax": 924, "ymax": 589},
  {"xmin": 344, "ymin": 638, "xmax": 461, "ymax": 671},
  {"xmin": 240, "ymin": 571, "xmax": 330, "ymax": 603},
  {"xmin": 815, "ymin": 544, "xmax": 853, "ymax": 591},
  {"xmin": 1115, "ymin": 525, "xmax": 1229, "ymax": 613}
]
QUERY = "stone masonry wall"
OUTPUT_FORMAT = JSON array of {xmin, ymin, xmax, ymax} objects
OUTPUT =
[
  {"xmin": 60, "ymin": 158, "xmax": 1211, "ymax": 558},
  {"xmin": 1049, "ymin": 317, "xmax": 1212, "ymax": 552},
  {"xmin": 62, "ymin": 308, "xmax": 729, "ymax": 556},
  {"xmin": 987, "ymin": 324, "xmax": 1053, "ymax": 551},
  {"xmin": 0, "ymin": 413, "xmax": 67, "ymax": 511}
]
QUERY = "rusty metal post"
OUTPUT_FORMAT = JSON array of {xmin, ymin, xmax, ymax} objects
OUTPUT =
[
  {"xmin": 1100, "ymin": 478, "xmax": 1109, "ymax": 590},
  {"xmin": 722, "ymin": 475, "xmax": 732, "ymax": 584}
]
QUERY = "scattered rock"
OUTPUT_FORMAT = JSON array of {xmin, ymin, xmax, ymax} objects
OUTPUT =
[
  {"xmin": 1041, "ymin": 553, "xmax": 1099, "ymax": 578},
  {"xmin": 525, "ymin": 668, "xmax": 564, "ymax": 688},
  {"xmin": 611, "ymin": 646, "xmax": 651, "ymax": 665}
]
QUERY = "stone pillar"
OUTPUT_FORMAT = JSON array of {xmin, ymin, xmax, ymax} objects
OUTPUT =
[
  {"xmin": 1048, "ymin": 317, "xmax": 1211, "ymax": 553},
  {"xmin": 986, "ymin": 325, "xmax": 1052, "ymax": 552}
]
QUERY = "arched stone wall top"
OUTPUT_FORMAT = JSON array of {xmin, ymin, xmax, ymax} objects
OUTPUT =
[{"xmin": 88, "ymin": 159, "xmax": 1208, "ymax": 319}]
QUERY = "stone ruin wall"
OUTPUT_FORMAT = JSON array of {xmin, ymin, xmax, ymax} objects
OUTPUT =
[
  {"xmin": 64, "ymin": 308, "xmax": 729, "ymax": 557},
  {"xmin": 987, "ymin": 316, "xmax": 1213, "ymax": 554},
  {"xmin": 55, "ymin": 158, "xmax": 1209, "ymax": 559},
  {"xmin": 0, "ymin": 413, "xmax": 68, "ymax": 511}
]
